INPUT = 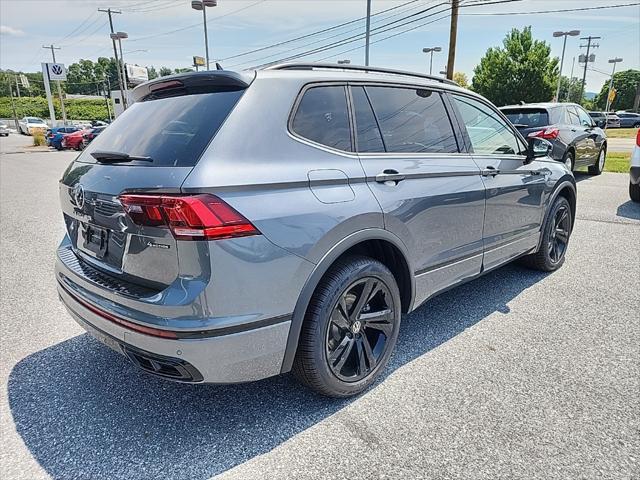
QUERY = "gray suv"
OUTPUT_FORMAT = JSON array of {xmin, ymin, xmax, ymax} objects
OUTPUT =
[{"xmin": 56, "ymin": 63, "xmax": 577, "ymax": 397}]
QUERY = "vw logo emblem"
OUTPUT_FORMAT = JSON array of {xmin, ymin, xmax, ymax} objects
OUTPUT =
[
  {"xmin": 51, "ymin": 64, "xmax": 63, "ymax": 75},
  {"xmin": 73, "ymin": 184, "xmax": 85, "ymax": 209}
]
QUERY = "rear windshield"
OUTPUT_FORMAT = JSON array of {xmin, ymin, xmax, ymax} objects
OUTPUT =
[
  {"xmin": 501, "ymin": 109, "xmax": 549, "ymax": 128},
  {"xmin": 76, "ymin": 89, "xmax": 244, "ymax": 167}
]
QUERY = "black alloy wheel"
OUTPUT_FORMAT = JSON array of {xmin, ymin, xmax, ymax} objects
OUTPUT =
[
  {"xmin": 325, "ymin": 277, "xmax": 394, "ymax": 382},
  {"xmin": 548, "ymin": 204, "xmax": 570, "ymax": 264}
]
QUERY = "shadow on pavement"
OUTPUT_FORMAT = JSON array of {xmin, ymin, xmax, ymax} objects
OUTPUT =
[
  {"xmin": 8, "ymin": 264, "xmax": 547, "ymax": 480},
  {"xmin": 616, "ymin": 200, "xmax": 640, "ymax": 220}
]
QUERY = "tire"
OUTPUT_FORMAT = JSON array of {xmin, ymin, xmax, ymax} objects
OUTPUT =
[
  {"xmin": 588, "ymin": 147, "xmax": 606, "ymax": 175},
  {"xmin": 293, "ymin": 255, "xmax": 402, "ymax": 397},
  {"xmin": 633, "ymin": 123, "xmax": 640, "ymax": 128},
  {"xmin": 562, "ymin": 150, "xmax": 574, "ymax": 171},
  {"xmin": 520, "ymin": 196, "xmax": 572, "ymax": 272},
  {"xmin": 630, "ymin": 182, "xmax": 640, "ymax": 203}
]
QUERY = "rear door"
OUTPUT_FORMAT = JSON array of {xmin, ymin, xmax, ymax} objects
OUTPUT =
[
  {"xmin": 449, "ymin": 93, "xmax": 547, "ymax": 271},
  {"xmin": 352, "ymin": 84, "xmax": 485, "ymax": 303},
  {"xmin": 60, "ymin": 84, "xmax": 246, "ymax": 288}
]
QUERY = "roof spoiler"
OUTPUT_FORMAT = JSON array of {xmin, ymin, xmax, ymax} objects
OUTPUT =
[{"xmin": 132, "ymin": 70, "xmax": 255, "ymax": 102}]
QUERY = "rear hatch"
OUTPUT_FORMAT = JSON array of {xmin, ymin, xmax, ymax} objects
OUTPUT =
[
  {"xmin": 501, "ymin": 107, "xmax": 551, "ymax": 137},
  {"xmin": 59, "ymin": 71, "xmax": 251, "ymax": 289}
]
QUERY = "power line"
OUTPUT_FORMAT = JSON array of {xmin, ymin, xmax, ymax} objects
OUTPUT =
[
  {"xmin": 228, "ymin": 0, "xmax": 443, "ymax": 67},
  {"xmin": 463, "ymin": 1, "xmax": 640, "ymax": 15},
  {"xmin": 246, "ymin": 0, "xmax": 521, "ymax": 69},
  {"xmin": 217, "ymin": 0, "xmax": 426, "ymax": 61}
]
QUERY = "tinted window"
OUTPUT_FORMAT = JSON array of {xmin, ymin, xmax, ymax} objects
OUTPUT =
[
  {"xmin": 452, "ymin": 95, "xmax": 523, "ymax": 155},
  {"xmin": 351, "ymin": 86, "xmax": 385, "ymax": 153},
  {"xmin": 77, "ymin": 89, "xmax": 244, "ymax": 167},
  {"xmin": 292, "ymin": 86, "xmax": 352, "ymax": 151},
  {"xmin": 566, "ymin": 106, "xmax": 581, "ymax": 126},
  {"xmin": 576, "ymin": 107, "xmax": 593, "ymax": 127},
  {"xmin": 502, "ymin": 108, "xmax": 549, "ymax": 128},
  {"xmin": 365, "ymin": 86, "xmax": 458, "ymax": 153}
]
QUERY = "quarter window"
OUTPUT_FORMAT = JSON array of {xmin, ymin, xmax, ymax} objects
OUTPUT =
[
  {"xmin": 351, "ymin": 86, "xmax": 385, "ymax": 153},
  {"xmin": 452, "ymin": 95, "xmax": 523, "ymax": 155},
  {"xmin": 291, "ymin": 85, "xmax": 352, "ymax": 151},
  {"xmin": 364, "ymin": 86, "xmax": 458, "ymax": 154}
]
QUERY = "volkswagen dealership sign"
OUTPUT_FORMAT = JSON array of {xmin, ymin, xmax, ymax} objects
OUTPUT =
[{"xmin": 46, "ymin": 63, "xmax": 67, "ymax": 81}]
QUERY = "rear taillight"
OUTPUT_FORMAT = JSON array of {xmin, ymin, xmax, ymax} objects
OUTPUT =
[
  {"xmin": 636, "ymin": 129, "xmax": 640, "ymax": 147},
  {"xmin": 528, "ymin": 128, "xmax": 559, "ymax": 140},
  {"xmin": 119, "ymin": 194, "xmax": 260, "ymax": 240}
]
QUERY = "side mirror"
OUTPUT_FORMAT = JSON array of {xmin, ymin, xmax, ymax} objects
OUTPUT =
[
  {"xmin": 597, "ymin": 119, "xmax": 606, "ymax": 128},
  {"xmin": 526, "ymin": 137, "xmax": 553, "ymax": 162}
]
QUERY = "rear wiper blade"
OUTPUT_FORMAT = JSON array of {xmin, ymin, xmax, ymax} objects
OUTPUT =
[{"xmin": 91, "ymin": 150, "xmax": 153, "ymax": 163}]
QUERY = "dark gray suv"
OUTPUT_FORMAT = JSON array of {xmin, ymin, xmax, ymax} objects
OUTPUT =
[
  {"xmin": 501, "ymin": 103, "xmax": 607, "ymax": 174},
  {"xmin": 56, "ymin": 63, "xmax": 577, "ymax": 397}
]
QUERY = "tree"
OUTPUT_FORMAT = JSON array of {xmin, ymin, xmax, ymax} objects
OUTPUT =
[
  {"xmin": 174, "ymin": 68, "xmax": 194, "ymax": 74},
  {"xmin": 557, "ymin": 76, "xmax": 584, "ymax": 104},
  {"xmin": 471, "ymin": 26, "xmax": 558, "ymax": 106},
  {"xmin": 147, "ymin": 66, "xmax": 158, "ymax": 80},
  {"xmin": 158, "ymin": 67, "xmax": 173, "ymax": 77},
  {"xmin": 594, "ymin": 69, "xmax": 640, "ymax": 111},
  {"xmin": 453, "ymin": 72, "xmax": 468, "ymax": 88}
]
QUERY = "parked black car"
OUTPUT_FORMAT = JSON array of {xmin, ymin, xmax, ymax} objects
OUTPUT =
[
  {"xmin": 616, "ymin": 111, "xmax": 640, "ymax": 128},
  {"xmin": 501, "ymin": 103, "xmax": 607, "ymax": 174}
]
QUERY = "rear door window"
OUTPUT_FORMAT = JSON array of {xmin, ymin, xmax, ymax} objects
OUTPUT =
[
  {"xmin": 566, "ymin": 106, "xmax": 581, "ymax": 126},
  {"xmin": 291, "ymin": 85, "xmax": 352, "ymax": 151},
  {"xmin": 364, "ymin": 86, "xmax": 458, "ymax": 153},
  {"xmin": 501, "ymin": 109, "xmax": 549, "ymax": 128},
  {"xmin": 576, "ymin": 106, "xmax": 594, "ymax": 127},
  {"xmin": 77, "ymin": 89, "xmax": 245, "ymax": 167},
  {"xmin": 351, "ymin": 86, "xmax": 385, "ymax": 153}
]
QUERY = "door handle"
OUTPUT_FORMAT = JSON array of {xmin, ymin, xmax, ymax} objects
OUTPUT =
[
  {"xmin": 375, "ymin": 169, "xmax": 405, "ymax": 184},
  {"xmin": 481, "ymin": 166, "xmax": 499, "ymax": 177}
]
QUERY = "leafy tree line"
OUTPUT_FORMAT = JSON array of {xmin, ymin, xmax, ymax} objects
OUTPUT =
[
  {"xmin": 0, "ymin": 96, "xmax": 109, "ymax": 120},
  {"xmin": 1, "ymin": 58, "xmax": 192, "ymax": 98}
]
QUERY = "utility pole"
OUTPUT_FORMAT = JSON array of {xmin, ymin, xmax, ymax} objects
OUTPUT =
[
  {"xmin": 446, "ymin": 0, "xmax": 459, "ymax": 80},
  {"xmin": 14, "ymin": 75, "xmax": 21, "ymax": 99},
  {"xmin": 604, "ymin": 57, "xmax": 623, "ymax": 114},
  {"xmin": 42, "ymin": 44, "xmax": 67, "ymax": 124},
  {"xmin": 364, "ymin": 0, "xmax": 372, "ymax": 66},
  {"xmin": 98, "ymin": 8, "xmax": 126, "ymax": 109},
  {"xmin": 8, "ymin": 82, "xmax": 19, "ymax": 130},
  {"xmin": 579, "ymin": 35, "xmax": 600, "ymax": 105},
  {"xmin": 566, "ymin": 56, "xmax": 576, "ymax": 102}
]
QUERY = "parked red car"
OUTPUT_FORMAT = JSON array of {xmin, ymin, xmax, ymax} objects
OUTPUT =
[{"xmin": 61, "ymin": 129, "xmax": 88, "ymax": 150}]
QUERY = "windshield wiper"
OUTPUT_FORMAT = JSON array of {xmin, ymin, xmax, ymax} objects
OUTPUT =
[{"xmin": 91, "ymin": 150, "xmax": 153, "ymax": 163}]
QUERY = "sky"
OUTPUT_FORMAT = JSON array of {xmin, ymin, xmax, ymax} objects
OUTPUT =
[{"xmin": 1, "ymin": 0, "xmax": 639, "ymax": 92}]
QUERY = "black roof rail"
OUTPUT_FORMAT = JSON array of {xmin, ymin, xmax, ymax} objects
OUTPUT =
[{"xmin": 265, "ymin": 62, "xmax": 458, "ymax": 86}]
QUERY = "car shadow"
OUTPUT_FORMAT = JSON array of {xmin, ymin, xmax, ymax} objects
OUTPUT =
[
  {"xmin": 8, "ymin": 264, "xmax": 548, "ymax": 480},
  {"xmin": 616, "ymin": 200, "xmax": 640, "ymax": 220}
]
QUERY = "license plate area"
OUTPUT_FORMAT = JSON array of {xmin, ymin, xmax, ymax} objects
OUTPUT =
[{"xmin": 81, "ymin": 223, "xmax": 109, "ymax": 259}]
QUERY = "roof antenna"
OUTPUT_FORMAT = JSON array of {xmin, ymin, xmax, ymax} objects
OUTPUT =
[{"xmin": 215, "ymin": 62, "xmax": 223, "ymax": 70}]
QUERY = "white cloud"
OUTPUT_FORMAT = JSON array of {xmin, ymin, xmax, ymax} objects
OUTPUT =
[{"xmin": 0, "ymin": 25, "xmax": 24, "ymax": 36}]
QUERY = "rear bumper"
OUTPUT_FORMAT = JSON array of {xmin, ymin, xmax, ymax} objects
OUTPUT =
[{"xmin": 58, "ymin": 280, "xmax": 291, "ymax": 383}]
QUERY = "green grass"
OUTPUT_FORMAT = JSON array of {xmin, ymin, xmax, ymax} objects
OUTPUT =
[
  {"xmin": 603, "ymin": 128, "xmax": 638, "ymax": 139},
  {"xmin": 575, "ymin": 152, "xmax": 630, "ymax": 174}
]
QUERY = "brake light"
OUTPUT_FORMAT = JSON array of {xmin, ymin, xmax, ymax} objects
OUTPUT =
[
  {"xmin": 119, "ymin": 194, "xmax": 260, "ymax": 240},
  {"xmin": 636, "ymin": 129, "xmax": 640, "ymax": 147},
  {"xmin": 528, "ymin": 128, "xmax": 559, "ymax": 140}
]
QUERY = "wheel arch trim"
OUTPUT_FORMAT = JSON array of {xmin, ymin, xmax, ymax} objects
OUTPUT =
[
  {"xmin": 537, "ymin": 177, "xmax": 577, "ymax": 251},
  {"xmin": 280, "ymin": 228, "xmax": 415, "ymax": 373}
]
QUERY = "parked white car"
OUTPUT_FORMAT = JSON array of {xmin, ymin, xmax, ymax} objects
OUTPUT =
[
  {"xmin": 630, "ymin": 129, "xmax": 640, "ymax": 203},
  {"xmin": 18, "ymin": 117, "xmax": 48, "ymax": 135},
  {"xmin": 0, "ymin": 122, "xmax": 10, "ymax": 136}
]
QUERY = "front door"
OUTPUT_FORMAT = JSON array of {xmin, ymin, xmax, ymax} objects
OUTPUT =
[
  {"xmin": 351, "ymin": 84, "xmax": 486, "ymax": 305},
  {"xmin": 449, "ymin": 93, "xmax": 547, "ymax": 271}
]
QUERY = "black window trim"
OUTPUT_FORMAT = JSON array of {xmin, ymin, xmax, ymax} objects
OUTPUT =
[
  {"xmin": 446, "ymin": 91, "xmax": 529, "ymax": 157},
  {"xmin": 347, "ymin": 81, "xmax": 465, "ymax": 157},
  {"xmin": 288, "ymin": 81, "xmax": 356, "ymax": 156}
]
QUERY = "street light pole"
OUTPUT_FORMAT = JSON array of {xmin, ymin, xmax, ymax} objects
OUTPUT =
[
  {"xmin": 192, "ymin": 0, "xmax": 217, "ymax": 70},
  {"xmin": 422, "ymin": 47, "xmax": 442, "ymax": 76},
  {"xmin": 605, "ymin": 57, "xmax": 623, "ymax": 114},
  {"xmin": 365, "ymin": 0, "xmax": 372, "ymax": 66},
  {"xmin": 553, "ymin": 30, "xmax": 580, "ymax": 102}
]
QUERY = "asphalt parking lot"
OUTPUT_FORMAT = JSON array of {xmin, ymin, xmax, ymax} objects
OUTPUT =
[{"xmin": 1, "ymin": 145, "xmax": 638, "ymax": 480}]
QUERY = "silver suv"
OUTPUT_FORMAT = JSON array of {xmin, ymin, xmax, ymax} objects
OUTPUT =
[{"xmin": 56, "ymin": 63, "xmax": 576, "ymax": 397}]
